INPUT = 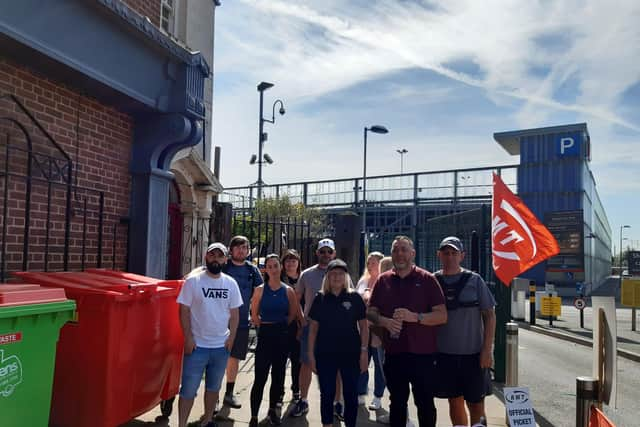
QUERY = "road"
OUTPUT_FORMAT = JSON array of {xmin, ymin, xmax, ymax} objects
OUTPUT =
[{"xmin": 518, "ymin": 329, "xmax": 638, "ymax": 426}]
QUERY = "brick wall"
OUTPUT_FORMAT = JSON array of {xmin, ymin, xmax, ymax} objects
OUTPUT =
[
  {"xmin": 0, "ymin": 57, "xmax": 132, "ymax": 277},
  {"xmin": 122, "ymin": 0, "xmax": 161, "ymax": 28}
]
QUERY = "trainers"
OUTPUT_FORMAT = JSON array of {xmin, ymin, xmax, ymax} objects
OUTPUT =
[
  {"xmin": 223, "ymin": 394, "xmax": 242, "ymax": 409},
  {"xmin": 291, "ymin": 400, "xmax": 309, "ymax": 417},
  {"xmin": 406, "ymin": 418, "xmax": 415, "ymax": 427},
  {"xmin": 292, "ymin": 391, "xmax": 301, "ymax": 403},
  {"xmin": 368, "ymin": 397, "xmax": 382, "ymax": 410},
  {"xmin": 358, "ymin": 395, "xmax": 366, "ymax": 405},
  {"xmin": 249, "ymin": 416, "xmax": 258, "ymax": 427},
  {"xmin": 334, "ymin": 401, "xmax": 344, "ymax": 421},
  {"xmin": 268, "ymin": 408, "xmax": 281, "ymax": 425},
  {"xmin": 376, "ymin": 413, "xmax": 390, "ymax": 424}
]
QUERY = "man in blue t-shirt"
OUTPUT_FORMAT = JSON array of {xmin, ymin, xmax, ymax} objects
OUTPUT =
[{"xmin": 221, "ymin": 235, "xmax": 263, "ymax": 409}]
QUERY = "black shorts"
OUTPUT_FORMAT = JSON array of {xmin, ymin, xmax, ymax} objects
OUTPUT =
[
  {"xmin": 434, "ymin": 353, "xmax": 490, "ymax": 403},
  {"xmin": 230, "ymin": 327, "xmax": 250, "ymax": 360}
]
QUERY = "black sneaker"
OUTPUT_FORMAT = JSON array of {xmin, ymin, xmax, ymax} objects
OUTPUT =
[
  {"xmin": 290, "ymin": 400, "xmax": 309, "ymax": 417},
  {"xmin": 268, "ymin": 408, "xmax": 281, "ymax": 425},
  {"xmin": 204, "ymin": 422, "xmax": 218, "ymax": 427},
  {"xmin": 334, "ymin": 401, "xmax": 344, "ymax": 421},
  {"xmin": 292, "ymin": 392, "xmax": 301, "ymax": 403},
  {"xmin": 223, "ymin": 394, "xmax": 242, "ymax": 409},
  {"xmin": 249, "ymin": 416, "xmax": 259, "ymax": 427}
]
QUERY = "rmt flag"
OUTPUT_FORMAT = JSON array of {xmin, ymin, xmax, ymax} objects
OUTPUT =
[{"xmin": 492, "ymin": 173, "xmax": 559, "ymax": 285}]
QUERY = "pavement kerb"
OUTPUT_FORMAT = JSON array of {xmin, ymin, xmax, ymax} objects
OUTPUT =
[{"xmin": 515, "ymin": 321, "xmax": 640, "ymax": 363}]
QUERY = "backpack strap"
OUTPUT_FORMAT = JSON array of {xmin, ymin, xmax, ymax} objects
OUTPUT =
[{"xmin": 435, "ymin": 270, "xmax": 477, "ymax": 311}]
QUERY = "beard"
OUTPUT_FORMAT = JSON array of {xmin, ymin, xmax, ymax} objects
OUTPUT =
[{"xmin": 206, "ymin": 261, "xmax": 223, "ymax": 275}]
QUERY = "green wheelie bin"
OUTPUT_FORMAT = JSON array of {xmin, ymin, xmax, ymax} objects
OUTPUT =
[{"xmin": 0, "ymin": 284, "xmax": 76, "ymax": 427}]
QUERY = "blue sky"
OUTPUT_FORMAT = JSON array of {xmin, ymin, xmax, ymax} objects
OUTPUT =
[{"xmin": 212, "ymin": 0, "xmax": 640, "ymax": 249}]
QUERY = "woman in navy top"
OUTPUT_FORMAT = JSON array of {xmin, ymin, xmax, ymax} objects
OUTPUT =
[
  {"xmin": 308, "ymin": 259, "xmax": 369, "ymax": 427},
  {"xmin": 249, "ymin": 254, "xmax": 299, "ymax": 426}
]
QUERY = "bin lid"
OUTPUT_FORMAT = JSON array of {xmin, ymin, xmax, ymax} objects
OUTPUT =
[{"xmin": 0, "ymin": 284, "xmax": 68, "ymax": 307}]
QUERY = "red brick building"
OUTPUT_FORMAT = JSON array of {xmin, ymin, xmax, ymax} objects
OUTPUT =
[{"xmin": 0, "ymin": 0, "xmax": 221, "ymax": 280}]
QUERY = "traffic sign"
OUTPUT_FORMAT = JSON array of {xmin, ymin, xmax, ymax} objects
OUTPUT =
[
  {"xmin": 574, "ymin": 297, "xmax": 586, "ymax": 310},
  {"xmin": 541, "ymin": 296, "xmax": 562, "ymax": 316}
]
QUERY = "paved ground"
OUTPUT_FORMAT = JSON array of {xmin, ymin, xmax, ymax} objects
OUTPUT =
[{"xmin": 123, "ymin": 350, "xmax": 509, "ymax": 427}]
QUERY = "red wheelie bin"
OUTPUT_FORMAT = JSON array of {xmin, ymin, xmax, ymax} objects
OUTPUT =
[{"xmin": 14, "ymin": 270, "xmax": 184, "ymax": 427}]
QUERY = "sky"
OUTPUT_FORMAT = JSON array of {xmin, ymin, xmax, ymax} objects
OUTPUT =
[{"xmin": 211, "ymin": 0, "xmax": 640, "ymax": 249}]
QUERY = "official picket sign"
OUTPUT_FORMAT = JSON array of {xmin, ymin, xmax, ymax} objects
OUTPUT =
[{"xmin": 504, "ymin": 386, "xmax": 536, "ymax": 427}]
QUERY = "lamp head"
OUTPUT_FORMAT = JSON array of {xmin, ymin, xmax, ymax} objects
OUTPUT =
[
  {"xmin": 257, "ymin": 81, "xmax": 274, "ymax": 92},
  {"xmin": 369, "ymin": 125, "xmax": 389, "ymax": 134},
  {"xmin": 279, "ymin": 106, "xmax": 286, "ymax": 115}
]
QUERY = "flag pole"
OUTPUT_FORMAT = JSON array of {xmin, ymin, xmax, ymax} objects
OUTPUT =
[{"xmin": 493, "ymin": 277, "xmax": 512, "ymax": 383}]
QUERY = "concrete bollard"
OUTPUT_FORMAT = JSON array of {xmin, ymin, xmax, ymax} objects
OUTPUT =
[{"xmin": 576, "ymin": 376, "xmax": 599, "ymax": 427}]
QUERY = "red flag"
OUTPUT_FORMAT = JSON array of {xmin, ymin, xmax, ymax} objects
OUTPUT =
[
  {"xmin": 492, "ymin": 173, "xmax": 560, "ymax": 285},
  {"xmin": 590, "ymin": 406, "xmax": 616, "ymax": 427}
]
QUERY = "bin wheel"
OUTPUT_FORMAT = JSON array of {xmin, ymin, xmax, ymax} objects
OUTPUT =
[{"xmin": 160, "ymin": 396, "xmax": 175, "ymax": 417}]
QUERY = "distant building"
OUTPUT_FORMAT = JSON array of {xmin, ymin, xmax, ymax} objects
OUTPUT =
[{"xmin": 494, "ymin": 123, "xmax": 612, "ymax": 291}]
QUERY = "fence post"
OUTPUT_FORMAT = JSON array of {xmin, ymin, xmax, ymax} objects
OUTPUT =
[
  {"xmin": 505, "ymin": 322, "xmax": 518, "ymax": 387},
  {"xmin": 576, "ymin": 376, "xmax": 598, "ymax": 427}
]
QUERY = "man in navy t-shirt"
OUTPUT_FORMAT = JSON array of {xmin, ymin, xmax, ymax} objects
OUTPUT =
[{"xmin": 221, "ymin": 236, "xmax": 263, "ymax": 409}]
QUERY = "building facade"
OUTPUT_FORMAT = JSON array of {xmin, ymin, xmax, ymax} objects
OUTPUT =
[{"xmin": 0, "ymin": 0, "xmax": 221, "ymax": 280}]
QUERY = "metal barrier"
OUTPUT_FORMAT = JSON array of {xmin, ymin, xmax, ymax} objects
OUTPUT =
[{"xmin": 505, "ymin": 322, "xmax": 519, "ymax": 387}]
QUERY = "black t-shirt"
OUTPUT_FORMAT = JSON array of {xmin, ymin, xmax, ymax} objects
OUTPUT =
[{"xmin": 308, "ymin": 290, "xmax": 366, "ymax": 357}]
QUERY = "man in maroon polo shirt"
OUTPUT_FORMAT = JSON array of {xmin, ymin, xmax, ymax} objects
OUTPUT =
[{"xmin": 368, "ymin": 235, "xmax": 447, "ymax": 427}]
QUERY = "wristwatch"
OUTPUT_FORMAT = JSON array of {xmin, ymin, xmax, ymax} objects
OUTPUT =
[
  {"xmin": 417, "ymin": 312, "xmax": 425, "ymax": 323},
  {"xmin": 361, "ymin": 346, "xmax": 368, "ymax": 352}
]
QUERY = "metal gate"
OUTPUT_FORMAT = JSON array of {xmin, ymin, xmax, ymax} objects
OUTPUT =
[
  {"xmin": 231, "ymin": 212, "xmax": 314, "ymax": 268},
  {"xmin": 0, "ymin": 94, "xmax": 128, "ymax": 281}
]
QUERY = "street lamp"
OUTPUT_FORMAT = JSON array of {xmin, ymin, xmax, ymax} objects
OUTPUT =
[
  {"xmin": 620, "ymin": 225, "xmax": 631, "ymax": 278},
  {"xmin": 254, "ymin": 81, "xmax": 285, "ymax": 200},
  {"xmin": 396, "ymin": 148, "xmax": 408, "ymax": 174},
  {"xmin": 361, "ymin": 125, "xmax": 389, "ymax": 271}
]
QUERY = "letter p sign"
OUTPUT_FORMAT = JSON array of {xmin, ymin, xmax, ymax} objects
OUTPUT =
[
  {"xmin": 556, "ymin": 134, "xmax": 581, "ymax": 157},
  {"xmin": 560, "ymin": 138, "xmax": 574, "ymax": 154}
]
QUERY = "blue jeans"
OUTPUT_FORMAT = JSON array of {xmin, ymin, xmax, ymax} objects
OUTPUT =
[
  {"xmin": 180, "ymin": 346, "xmax": 230, "ymax": 399},
  {"xmin": 316, "ymin": 354, "xmax": 360, "ymax": 427},
  {"xmin": 358, "ymin": 346, "xmax": 385, "ymax": 398}
]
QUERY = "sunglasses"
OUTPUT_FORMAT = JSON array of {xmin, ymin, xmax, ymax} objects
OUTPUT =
[{"xmin": 318, "ymin": 248, "xmax": 334, "ymax": 255}]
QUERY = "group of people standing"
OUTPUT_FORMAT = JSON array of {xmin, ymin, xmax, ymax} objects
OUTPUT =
[{"xmin": 175, "ymin": 233, "xmax": 496, "ymax": 427}]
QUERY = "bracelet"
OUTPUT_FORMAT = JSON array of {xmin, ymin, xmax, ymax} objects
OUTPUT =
[{"xmin": 361, "ymin": 346, "xmax": 368, "ymax": 351}]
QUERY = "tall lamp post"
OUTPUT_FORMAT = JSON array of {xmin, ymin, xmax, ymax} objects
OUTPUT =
[
  {"xmin": 396, "ymin": 148, "xmax": 408, "ymax": 174},
  {"xmin": 254, "ymin": 81, "xmax": 285, "ymax": 201},
  {"xmin": 361, "ymin": 125, "xmax": 389, "ymax": 272}
]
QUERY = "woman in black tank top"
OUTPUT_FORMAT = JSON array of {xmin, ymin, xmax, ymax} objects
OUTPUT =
[{"xmin": 249, "ymin": 254, "xmax": 299, "ymax": 426}]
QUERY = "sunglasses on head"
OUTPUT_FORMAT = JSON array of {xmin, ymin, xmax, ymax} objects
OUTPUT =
[{"xmin": 318, "ymin": 248, "xmax": 334, "ymax": 254}]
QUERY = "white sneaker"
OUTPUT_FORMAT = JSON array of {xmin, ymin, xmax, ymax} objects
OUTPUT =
[
  {"xmin": 368, "ymin": 397, "xmax": 382, "ymax": 410},
  {"xmin": 406, "ymin": 419, "xmax": 415, "ymax": 427},
  {"xmin": 358, "ymin": 395, "xmax": 367, "ymax": 405}
]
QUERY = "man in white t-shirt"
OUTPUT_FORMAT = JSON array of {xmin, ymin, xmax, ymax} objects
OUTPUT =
[{"xmin": 177, "ymin": 242, "xmax": 243, "ymax": 427}]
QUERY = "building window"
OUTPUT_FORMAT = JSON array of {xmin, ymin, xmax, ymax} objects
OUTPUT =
[{"xmin": 160, "ymin": 0, "xmax": 175, "ymax": 34}]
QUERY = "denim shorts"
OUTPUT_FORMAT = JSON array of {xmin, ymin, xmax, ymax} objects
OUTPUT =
[{"xmin": 180, "ymin": 346, "xmax": 230, "ymax": 399}]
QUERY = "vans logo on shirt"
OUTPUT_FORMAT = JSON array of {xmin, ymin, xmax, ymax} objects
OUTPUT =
[{"xmin": 201, "ymin": 288, "xmax": 229, "ymax": 299}]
